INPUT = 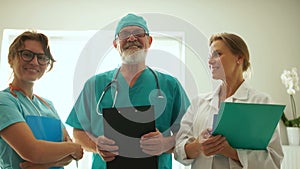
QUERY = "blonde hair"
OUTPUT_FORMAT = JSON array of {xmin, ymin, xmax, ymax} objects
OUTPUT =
[{"xmin": 209, "ymin": 32, "xmax": 250, "ymax": 72}]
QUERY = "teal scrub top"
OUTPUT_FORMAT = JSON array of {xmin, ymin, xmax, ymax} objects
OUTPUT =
[
  {"xmin": 0, "ymin": 89, "xmax": 62, "ymax": 169},
  {"xmin": 66, "ymin": 67, "xmax": 190, "ymax": 169}
]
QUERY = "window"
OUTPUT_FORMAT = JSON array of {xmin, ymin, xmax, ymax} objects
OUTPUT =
[{"xmin": 0, "ymin": 29, "xmax": 187, "ymax": 169}]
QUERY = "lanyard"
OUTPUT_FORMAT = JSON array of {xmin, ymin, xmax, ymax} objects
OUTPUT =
[{"xmin": 9, "ymin": 83, "xmax": 53, "ymax": 113}]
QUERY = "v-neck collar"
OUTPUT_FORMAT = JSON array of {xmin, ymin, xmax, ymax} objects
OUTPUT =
[{"xmin": 118, "ymin": 67, "xmax": 149, "ymax": 89}]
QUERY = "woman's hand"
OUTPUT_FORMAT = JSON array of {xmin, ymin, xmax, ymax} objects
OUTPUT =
[
  {"xmin": 71, "ymin": 143, "xmax": 84, "ymax": 161},
  {"xmin": 185, "ymin": 128, "xmax": 236, "ymax": 159},
  {"xmin": 19, "ymin": 155, "xmax": 73, "ymax": 169},
  {"xmin": 201, "ymin": 133, "xmax": 240, "ymax": 162},
  {"xmin": 185, "ymin": 128, "xmax": 214, "ymax": 159},
  {"xmin": 215, "ymin": 138, "xmax": 240, "ymax": 161},
  {"xmin": 19, "ymin": 162, "xmax": 49, "ymax": 169},
  {"xmin": 200, "ymin": 135, "xmax": 226, "ymax": 156}
]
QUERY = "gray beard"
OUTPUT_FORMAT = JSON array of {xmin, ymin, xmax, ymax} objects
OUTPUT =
[{"xmin": 121, "ymin": 49, "xmax": 146, "ymax": 64}]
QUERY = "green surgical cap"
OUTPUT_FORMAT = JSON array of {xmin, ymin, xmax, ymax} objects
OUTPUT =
[{"xmin": 115, "ymin": 13, "xmax": 149, "ymax": 37}]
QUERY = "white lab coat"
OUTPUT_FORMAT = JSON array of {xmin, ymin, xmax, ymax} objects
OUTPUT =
[{"xmin": 174, "ymin": 82, "xmax": 284, "ymax": 169}]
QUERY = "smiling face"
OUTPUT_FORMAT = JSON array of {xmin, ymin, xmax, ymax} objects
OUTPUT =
[
  {"xmin": 113, "ymin": 26, "xmax": 152, "ymax": 65},
  {"xmin": 10, "ymin": 40, "xmax": 48, "ymax": 85},
  {"xmin": 208, "ymin": 33, "xmax": 250, "ymax": 83},
  {"xmin": 208, "ymin": 39, "xmax": 242, "ymax": 81}
]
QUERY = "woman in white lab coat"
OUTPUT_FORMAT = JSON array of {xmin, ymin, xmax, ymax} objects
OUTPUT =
[{"xmin": 174, "ymin": 32, "xmax": 283, "ymax": 169}]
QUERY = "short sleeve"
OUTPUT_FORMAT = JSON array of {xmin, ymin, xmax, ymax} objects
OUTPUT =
[
  {"xmin": 66, "ymin": 76, "xmax": 98, "ymax": 132},
  {"xmin": 0, "ymin": 91, "xmax": 25, "ymax": 131}
]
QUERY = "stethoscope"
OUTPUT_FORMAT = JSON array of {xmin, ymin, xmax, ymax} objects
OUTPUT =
[{"xmin": 96, "ymin": 66, "xmax": 164, "ymax": 115}]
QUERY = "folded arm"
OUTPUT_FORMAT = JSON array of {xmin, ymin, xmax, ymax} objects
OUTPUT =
[
  {"xmin": 0, "ymin": 122, "xmax": 83, "ymax": 164},
  {"xmin": 19, "ymin": 155, "xmax": 73, "ymax": 169}
]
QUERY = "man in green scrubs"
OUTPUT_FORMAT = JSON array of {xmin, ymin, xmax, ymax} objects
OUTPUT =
[{"xmin": 66, "ymin": 13, "xmax": 190, "ymax": 169}]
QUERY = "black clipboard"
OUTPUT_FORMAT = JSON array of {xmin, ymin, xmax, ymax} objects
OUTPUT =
[{"xmin": 103, "ymin": 105, "xmax": 158, "ymax": 169}]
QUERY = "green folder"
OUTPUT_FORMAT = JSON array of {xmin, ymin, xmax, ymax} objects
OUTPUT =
[{"xmin": 212, "ymin": 102, "xmax": 285, "ymax": 150}]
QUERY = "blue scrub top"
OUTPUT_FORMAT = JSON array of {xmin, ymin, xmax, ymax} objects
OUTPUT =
[
  {"xmin": 0, "ymin": 89, "xmax": 63, "ymax": 169},
  {"xmin": 66, "ymin": 67, "xmax": 190, "ymax": 169}
]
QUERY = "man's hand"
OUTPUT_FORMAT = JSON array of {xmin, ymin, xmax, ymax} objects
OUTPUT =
[
  {"xmin": 96, "ymin": 135, "xmax": 119, "ymax": 162},
  {"xmin": 140, "ymin": 129, "xmax": 175, "ymax": 156}
]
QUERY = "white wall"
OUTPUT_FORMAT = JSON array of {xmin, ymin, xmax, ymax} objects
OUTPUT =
[{"xmin": 1, "ymin": 0, "xmax": 299, "ymax": 144}]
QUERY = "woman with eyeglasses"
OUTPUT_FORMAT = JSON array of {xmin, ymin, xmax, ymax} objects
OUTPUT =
[
  {"xmin": 174, "ymin": 33, "xmax": 283, "ymax": 169},
  {"xmin": 0, "ymin": 31, "xmax": 83, "ymax": 169}
]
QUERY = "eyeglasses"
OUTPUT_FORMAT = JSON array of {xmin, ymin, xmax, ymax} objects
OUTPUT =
[
  {"xmin": 118, "ymin": 29, "xmax": 148, "ymax": 40},
  {"xmin": 18, "ymin": 50, "xmax": 50, "ymax": 65}
]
